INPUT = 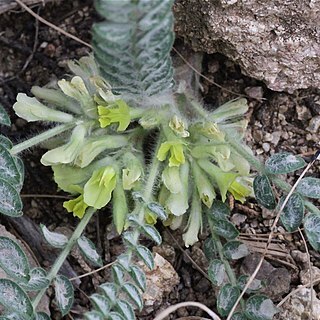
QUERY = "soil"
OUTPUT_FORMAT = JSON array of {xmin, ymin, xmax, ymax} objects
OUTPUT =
[{"xmin": 1, "ymin": 1, "xmax": 320, "ymax": 319}]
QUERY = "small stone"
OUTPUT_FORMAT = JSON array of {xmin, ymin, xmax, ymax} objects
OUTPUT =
[
  {"xmin": 262, "ymin": 208, "xmax": 276, "ymax": 219},
  {"xmin": 262, "ymin": 142, "xmax": 270, "ymax": 152},
  {"xmin": 291, "ymin": 250, "xmax": 309, "ymax": 267},
  {"xmin": 296, "ymin": 105, "xmax": 312, "ymax": 121},
  {"xmin": 231, "ymin": 213, "xmax": 247, "ymax": 226},
  {"xmin": 306, "ymin": 115, "xmax": 320, "ymax": 133},
  {"xmin": 300, "ymin": 266, "xmax": 320, "ymax": 286},
  {"xmin": 264, "ymin": 132, "xmax": 273, "ymax": 142},
  {"xmin": 244, "ymin": 86, "xmax": 264, "ymax": 100},
  {"xmin": 241, "ymin": 253, "xmax": 275, "ymax": 280}
]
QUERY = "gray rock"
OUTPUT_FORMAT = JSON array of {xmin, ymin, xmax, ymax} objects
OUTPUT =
[{"xmin": 174, "ymin": 0, "xmax": 320, "ymax": 92}]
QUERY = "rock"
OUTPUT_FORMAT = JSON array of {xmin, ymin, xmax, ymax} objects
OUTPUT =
[
  {"xmin": 231, "ymin": 213, "xmax": 247, "ymax": 226},
  {"xmin": 244, "ymin": 86, "xmax": 264, "ymax": 100},
  {"xmin": 276, "ymin": 288, "xmax": 320, "ymax": 320},
  {"xmin": 138, "ymin": 253, "xmax": 180, "ymax": 315},
  {"xmin": 241, "ymin": 253, "xmax": 291, "ymax": 300},
  {"xmin": 174, "ymin": 0, "xmax": 320, "ymax": 92},
  {"xmin": 306, "ymin": 115, "xmax": 320, "ymax": 133},
  {"xmin": 300, "ymin": 266, "xmax": 320, "ymax": 286}
]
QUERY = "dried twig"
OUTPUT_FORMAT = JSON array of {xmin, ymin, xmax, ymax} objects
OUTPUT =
[{"xmin": 69, "ymin": 261, "xmax": 114, "ymax": 281}]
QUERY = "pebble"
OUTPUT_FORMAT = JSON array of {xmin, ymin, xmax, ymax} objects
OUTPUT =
[
  {"xmin": 300, "ymin": 266, "xmax": 320, "ymax": 285},
  {"xmin": 306, "ymin": 115, "xmax": 320, "ymax": 133},
  {"xmin": 296, "ymin": 105, "xmax": 312, "ymax": 121},
  {"xmin": 244, "ymin": 86, "xmax": 264, "ymax": 100},
  {"xmin": 231, "ymin": 213, "xmax": 247, "ymax": 226},
  {"xmin": 262, "ymin": 142, "xmax": 270, "ymax": 152}
]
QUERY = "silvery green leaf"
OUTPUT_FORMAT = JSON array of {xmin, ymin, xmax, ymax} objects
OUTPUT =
[
  {"xmin": 0, "ymin": 178, "xmax": 22, "ymax": 217},
  {"xmin": 84, "ymin": 311, "xmax": 104, "ymax": 320},
  {"xmin": 147, "ymin": 202, "xmax": 168, "ymax": 220},
  {"xmin": 0, "ymin": 145, "xmax": 20, "ymax": 186},
  {"xmin": 0, "ymin": 236, "xmax": 30, "ymax": 282},
  {"xmin": 217, "ymin": 284, "xmax": 240, "ymax": 317},
  {"xmin": 245, "ymin": 295, "xmax": 278, "ymax": 320},
  {"xmin": 13, "ymin": 157, "xmax": 24, "ymax": 191},
  {"xmin": 54, "ymin": 275, "xmax": 74, "ymax": 316},
  {"xmin": 40, "ymin": 224, "xmax": 68, "ymax": 248},
  {"xmin": 141, "ymin": 225, "xmax": 162, "ymax": 245},
  {"xmin": 223, "ymin": 241, "xmax": 249, "ymax": 260},
  {"xmin": 209, "ymin": 200, "xmax": 231, "ymax": 220},
  {"xmin": 265, "ymin": 152, "xmax": 306, "ymax": 174},
  {"xmin": 237, "ymin": 275, "xmax": 263, "ymax": 293},
  {"xmin": 112, "ymin": 264, "xmax": 125, "ymax": 286},
  {"xmin": 0, "ymin": 135, "xmax": 13, "ymax": 149},
  {"xmin": 122, "ymin": 282, "xmax": 143, "ymax": 310},
  {"xmin": 77, "ymin": 236, "xmax": 103, "ymax": 267},
  {"xmin": 115, "ymin": 300, "xmax": 135, "ymax": 320},
  {"xmin": 231, "ymin": 312, "xmax": 249, "ymax": 320},
  {"xmin": 21, "ymin": 267, "xmax": 49, "ymax": 291},
  {"xmin": 117, "ymin": 253, "xmax": 131, "ymax": 271},
  {"xmin": 208, "ymin": 259, "xmax": 225, "ymax": 286},
  {"xmin": 123, "ymin": 231, "xmax": 136, "ymax": 247},
  {"xmin": 93, "ymin": 0, "xmax": 174, "ymax": 99},
  {"xmin": 211, "ymin": 218, "xmax": 239, "ymax": 240},
  {"xmin": 0, "ymin": 279, "xmax": 33, "ymax": 317},
  {"xmin": 304, "ymin": 213, "xmax": 320, "ymax": 251},
  {"xmin": 135, "ymin": 245, "xmax": 154, "ymax": 270},
  {"xmin": 0, "ymin": 104, "xmax": 11, "ymax": 127},
  {"xmin": 109, "ymin": 312, "xmax": 125, "ymax": 320},
  {"xmin": 127, "ymin": 215, "xmax": 140, "ymax": 226},
  {"xmin": 280, "ymin": 194, "xmax": 304, "ymax": 232},
  {"xmin": 35, "ymin": 312, "xmax": 50, "ymax": 320},
  {"xmin": 131, "ymin": 192, "xmax": 145, "ymax": 203},
  {"xmin": 1, "ymin": 313, "xmax": 30, "ymax": 320},
  {"xmin": 90, "ymin": 294, "xmax": 110, "ymax": 316},
  {"xmin": 203, "ymin": 238, "xmax": 217, "ymax": 260},
  {"xmin": 129, "ymin": 265, "xmax": 146, "ymax": 291},
  {"xmin": 297, "ymin": 177, "xmax": 320, "ymax": 199},
  {"xmin": 99, "ymin": 283, "xmax": 118, "ymax": 304},
  {"xmin": 253, "ymin": 175, "xmax": 276, "ymax": 210}
]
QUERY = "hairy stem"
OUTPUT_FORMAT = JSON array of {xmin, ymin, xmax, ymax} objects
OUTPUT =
[
  {"xmin": 32, "ymin": 207, "xmax": 96, "ymax": 310},
  {"xmin": 10, "ymin": 122, "xmax": 76, "ymax": 155}
]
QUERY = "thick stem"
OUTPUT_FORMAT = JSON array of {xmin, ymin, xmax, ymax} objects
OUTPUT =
[
  {"xmin": 32, "ymin": 207, "xmax": 96, "ymax": 310},
  {"xmin": 11, "ymin": 122, "xmax": 75, "ymax": 155}
]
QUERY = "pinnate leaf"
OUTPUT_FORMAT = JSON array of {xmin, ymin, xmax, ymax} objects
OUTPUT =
[
  {"xmin": 115, "ymin": 300, "xmax": 135, "ymax": 320},
  {"xmin": 54, "ymin": 275, "xmax": 74, "ymax": 316},
  {"xmin": 208, "ymin": 259, "xmax": 225, "ymax": 286},
  {"xmin": 297, "ymin": 177, "xmax": 320, "ymax": 199},
  {"xmin": 0, "ymin": 236, "xmax": 30, "ymax": 282},
  {"xmin": 211, "ymin": 218, "xmax": 239, "ymax": 240},
  {"xmin": 217, "ymin": 284, "xmax": 240, "ymax": 317},
  {"xmin": 129, "ymin": 265, "xmax": 146, "ymax": 291},
  {"xmin": 90, "ymin": 294, "xmax": 110, "ymax": 316},
  {"xmin": 280, "ymin": 193, "xmax": 304, "ymax": 232},
  {"xmin": 99, "ymin": 283, "xmax": 118, "ymax": 305},
  {"xmin": 245, "ymin": 295, "xmax": 278, "ymax": 320},
  {"xmin": 265, "ymin": 152, "xmax": 306, "ymax": 174},
  {"xmin": 112, "ymin": 264, "xmax": 125, "ymax": 286},
  {"xmin": 0, "ymin": 279, "xmax": 33, "ymax": 317},
  {"xmin": 253, "ymin": 174, "xmax": 276, "ymax": 210},
  {"xmin": 84, "ymin": 311, "xmax": 104, "ymax": 320},
  {"xmin": 0, "ymin": 104, "xmax": 11, "ymax": 127},
  {"xmin": 122, "ymin": 282, "xmax": 143, "ymax": 310},
  {"xmin": 35, "ymin": 312, "xmax": 50, "ymax": 320},
  {"xmin": 77, "ymin": 236, "xmax": 103, "ymax": 267},
  {"xmin": 21, "ymin": 267, "xmax": 49, "ymax": 291},
  {"xmin": 40, "ymin": 224, "xmax": 68, "ymax": 248}
]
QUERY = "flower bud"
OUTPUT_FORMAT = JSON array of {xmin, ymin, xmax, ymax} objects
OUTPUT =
[
  {"xmin": 211, "ymin": 98, "xmax": 248, "ymax": 123},
  {"xmin": 169, "ymin": 115, "xmax": 189, "ymax": 138},
  {"xmin": 122, "ymin": 152, "xmax": 143, "ymax": 190}
]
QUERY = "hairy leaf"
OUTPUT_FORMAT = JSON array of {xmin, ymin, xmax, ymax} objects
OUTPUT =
[
  {"xmin": 208, "ymin": 259, "xmax": 225, "ymax": 286},
  {"xmin": 223, "ymin": 241, "xmax": 249, "ymax": 260},
  {"xmin": 0, "ymin": 135, "xmax": 13, "ymax": 150},
  {"xmin": 90, "ymin": 294, "xmax": 110, "ymax": 316},
  {"xmin": 0, "ymin": 104, "xmax": 11, "ymax": 127},
  {"xmin": 0, "ymin": 279, "xmax": 33, "ymax": 317},
  {"xmin": 209, "ymin": 200, "xmax": 231, "ymax": 220},
  {"xmin": 99, "ymin": 283, "xmax": 118, "ymax": 305},
  {"xmin": 253, "ymin": 174, "xmax": 276, "ymax": 210},
  {"xmin": 297, "ymin": 177, "xmax": 320, "ymax": 199},
  {"xmin": 304, "ymin": 213, "xmax": 320, "ymax": 251},
  {"xmin": 40, "ymin": 224, "xmax": 68, "ymax": 248},
  {"xmin": 211, "ymin": 218, "xmax": 239, "ymax": 240},
  {"xmin": 84, "ymin": 311, "xmax": 104, "ymax": 320},
  {"xmin": 147, "ymin": 202, "xmax": 168, "ymax": 220},
  {"xmin": 54, "ymin": 275, "xmax": 74, "ymax": 316},
  {"xmin": 0, "ymin": 145, "xmax": 20, "ymax": 186},
  {"xmin": 280, "ymin": 194, "xmax": 304, "ymax": 232},
  {"xmin": 0, "ymin": 236, "xmax": 30, "ymax": 282},
  {"xmin": 245, "ymin": 295, "xmax": 278, "ymax": 320},
  {"xmin": 141, "ymin": 225, "xmax": 162, "ymax": 245},
  {"xmin": 112, "ymin": 264, "xmax": 125, "ymax": 286},
  {"xmin": 217, "ymin": 284, "xmax": 240, "ymax": 317},
  {"xmin": 13, "ymin": 157, "xmax": 24, "ymax": 191},
  {"xmin": 135, "ymin": 245, "xmax": 154, "ymax": 270},
  {"xmin": 265, "ymin": 152, "xmax": 306, "ymax": 174},
  {"xmin": 231, "ymin": 312, "xmax": 249, "ymax": 320},
  {"xmin": 93, "ymin": 0, "xmax": 174, "ymax": 99},
  {"xmin": 35, "ymin": 312, "xmax": 50, "ymax": 320},
  {"xmin": 21, "ymin": 268, "xmax": 49, "ymax": 291},
  {"xmin": 129, "ymin": 265, "xmax": 146, "ymax": 291},
  {"xmin": 237, "ymin": 275, "xmax": 263, "ymax": 293},
  {"xmin": 109, "ymin": 312, "xmax": 126, "ymax": 320},
  {"xmin": 115, "ymin": 300, "xmax": 135, "ymax": 320},
  {"xmin": 122, "ymin": 282, "xmax": 143, "ymax": 310},
  {"xmin": 77, "ymin": 236, "xmax": 103, "ymax": 267},
  {"xmin": 0, "ymin": 178, "xmax": 22, "ymax": 217}
]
